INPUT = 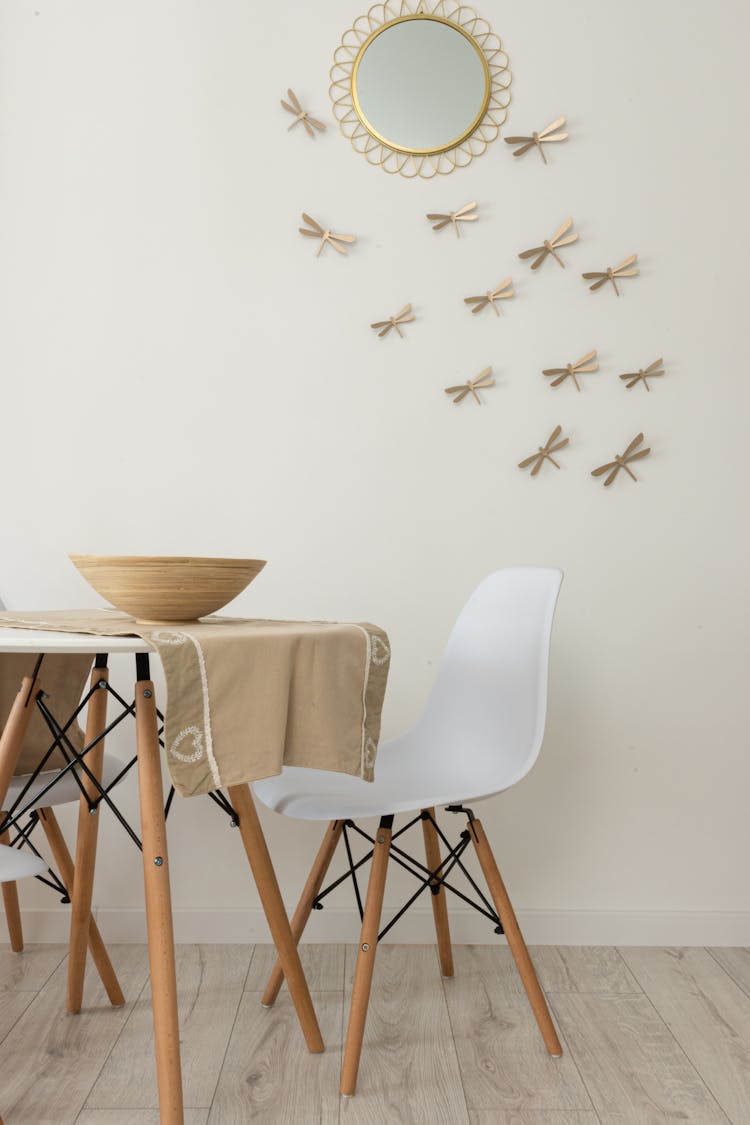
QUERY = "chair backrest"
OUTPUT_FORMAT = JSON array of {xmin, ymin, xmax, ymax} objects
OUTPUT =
[{"xmin": 409, "ymin": 568, "xmax": 563, "ymax": 798}]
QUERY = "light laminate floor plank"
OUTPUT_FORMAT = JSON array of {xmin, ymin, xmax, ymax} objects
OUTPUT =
[
  {"xmin": 76, "ymin": 1110, "xmax": 209, "ymax": 1125},
  {"xmin": 87, "ymin": 944, "xmax": 252, "ymax": 1110},
  {"xmin": 532, "ymin": 947, "xmax": 641, "ymax": 995},
  {"xmin": 445, "ymin": 945, "xmax": 591, "ymax": 1113},
  {"xmin": 208, "ymin": 991, "xmax": 342, "ymax": 1125},
  {"xmin": 0, "ymin": 945, "xmax": 150, "ymax": 1125},
  {"xmin": 709, "ymin": 947, "xmax": 750, "ymax": 1000},
  {"xmin": 551, "ymin": 991, "xmax": 729, "ymax": 1124},
  {"xmin": 621, "ymin": 946, "xmax": 750, "ymax": 1123},
  {"xmin": 469, "ymin": 1113, "xmax": 601, "ymax": 1124},
  {"xmin": 340, "ymin": 944, "xmax": 470, "ymax": 1125},
  {"xmin": 0, "ymin": 988, "xmax": 37, "ymax": 1044},
  {"xmin": 0, "ymin": 942, "xmax": 67, "ymax": 992},
  {"xmin": 245, "ymin": 942, "xmax": 345, "ymax": 993}
]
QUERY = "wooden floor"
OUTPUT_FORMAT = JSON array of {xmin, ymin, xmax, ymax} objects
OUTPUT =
[{"xmin": 0, "ymin": 942, "xmax": 749, "ymax": 1123}]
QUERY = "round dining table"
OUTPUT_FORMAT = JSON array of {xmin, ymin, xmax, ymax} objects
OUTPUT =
[{"xmin": 0, "ymin": 626, "xmax": 326, "ymax": 1125}]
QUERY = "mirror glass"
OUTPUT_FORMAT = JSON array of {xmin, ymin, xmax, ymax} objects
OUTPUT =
[{"xmin": 352, "ymin": 17, "xmax": 489, "ymax": 155}]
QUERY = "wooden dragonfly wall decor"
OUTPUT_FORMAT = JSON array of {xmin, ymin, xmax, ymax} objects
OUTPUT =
[
  {"xmin": 543, "ymin": 350, "xmax": 599, "ymax": 391},
  {"xmin": 464, "ymin": 278, "xmax": 515, "ymax": 316},
  {"xmin": 298, "ymin": 213, "xmax": 356, "ymax": 256},
  {"xmin": 518, "ymin": 426, "xmax": 569, "ymax": 475},
  {"xmin": 281, "ymin": 89, "xmax": 326, "ymax": 138},
  {"xmin": 444, "ymin": 367, "xmax": 495, "ymax": 404},
  {"xmin": 592, "ymin": 433, "xmax": 651, "ymax": 486},
  {"xmin": 620, "ymin": 358, "xmax": 664, "ymax": 391},
  {"xmin": 582, "ymin": 254, "xmax": 639, "ymax": 295},
  {"xmin": 519, "ymin": 218, "xmax": 578, "ymax": 270},
  {"xmin": 370, "ymin": 304, "xmax": 415, "ymax": 339},
  {"xmin": 504, "ymin": 116, "xmax": 568, "ymax": 163},
  {"xmin": 427, "ymin": 201, "xmax": 478, "ymax": 237}
]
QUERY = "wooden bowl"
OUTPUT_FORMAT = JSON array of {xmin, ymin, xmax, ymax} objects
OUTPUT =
[{"xmin": 69, "ymin": 555, "xmax": 266, "ymax": 623}]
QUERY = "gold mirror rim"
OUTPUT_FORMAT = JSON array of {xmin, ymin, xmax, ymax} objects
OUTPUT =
[{"xmin": 350, "ymin": 13, "xmax": 491, "ymax": 157}]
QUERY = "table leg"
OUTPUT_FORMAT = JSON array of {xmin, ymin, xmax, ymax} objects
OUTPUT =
[
  {"xmin": 67, "ymin": 662, "xmax": 123, "ymax": 1012},
  {"xmin": 227, "ymin": 784, "xmax": 325, "ymax": 1053},
  {"xmin": 135, "ymin": 674, "xmax": 184, "ymax": 1125}
]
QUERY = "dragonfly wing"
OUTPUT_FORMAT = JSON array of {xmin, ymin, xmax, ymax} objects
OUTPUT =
[
  {"xmin": 550, "ymin": 217, "xmax": 573, "ymax": 243},
  {"xmin": 614, "ymin": 254, "xmax": 637, "ymax": 272},
  {"xmin": 287, "ymin": 89, "xmax": 302, "ymax": 111},
  {"xmin": 512, "ymin": 141, "xmax": 536, "ymax": 157},
  {"xmin": 546, "ymin": 425, "xmax": 562, "ymax": 445},
  {"xmin": 548, "ymin": 438, "xmax": 569, "ymax": 453},
  {"xmin": 455, "ymin": 201, "xmax": 478, "ymax": 217},
  {"xmin": 530, "ymin": 248, "xmax": 548, "ymax": 269},
  {"xmin": 308, "ymin": 117, "xmax": 326, "ymax": 132},
  {"xmin": 539, "ymin": 115, "xmax": 566, "ymax": 137},
  {"xmin": 575, "ymin": 350, "xmax": 598, "ymax": 367},
  {"xmin": 604, "ymin": 465, "xmax": 620, "ymax": 487},
  {"xmin": 626, "ymin": 447, "xmax": 651, "ymax": 463},
  {"xmin": 302, "ymin": 118, "xmax": 314, "ymax": 138},
  {"xmin": 646, "ymin": 358, "xmax": 664, "ymax": 373},
  {"xmin": 589, "ymin": 275, "xmax": 609, "ymax": 291},
  {"xmin": 623, "ymin": 432, "xmax": 645, "ymax": 457},
  {"xmin": 394, "ymin": 304, "xmax": 412, "ymax": 319},
  {"xmin": 554, "ymin": 233, "xmax": 579, "ymax": 248},
  {"xmin": 550, "ymin": 372, "xmax": 568, "ymax": 387},
  {"xmin": 530, "ymin": 458, "xmax": 543, "ymax": 476},
  {"xmin": 518, "ymin": 453, "xmax": 539, "ymax": 468},
  {"xmin": 301, "ymin": 213, "xmax": 323, "ymax": 233},
  {"xmin": 591, "ymin": 461, "xmax": 616, "ymax": 477}
]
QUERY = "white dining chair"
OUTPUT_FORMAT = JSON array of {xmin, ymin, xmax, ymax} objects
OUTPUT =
[
  {"xmin": 253, "ymin": 567, "xmax": 564, "ymax": 1096},
  {"xmin": 0, "ymin": 595, "xmax": 127, "ymax": 1009}
]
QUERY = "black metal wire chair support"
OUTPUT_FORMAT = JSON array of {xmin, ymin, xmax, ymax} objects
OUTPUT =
[
  {"xmin": 311, "ymin": 807, "xmax": 504, "ymax": 942},
  {"xmin": 0, "ymin": 652, "xmax": 239, "ymax": 898}
]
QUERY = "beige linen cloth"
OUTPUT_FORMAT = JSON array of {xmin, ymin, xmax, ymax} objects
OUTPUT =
[{"xmin": 0, "ymin": 610, "xmax": 390, "ymax": 797}]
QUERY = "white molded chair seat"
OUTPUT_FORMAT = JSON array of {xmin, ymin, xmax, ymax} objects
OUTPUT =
[
  {"xmin": 0, "ymin": 843, "xmax": 46, "ymax": 882},
  {"xmin": 4, "ymin": 752, "xmax": 128, "ymax": 815},
  {"xmin": 254, "ymin": 567, "xmax": 562, "ymax": 821}
]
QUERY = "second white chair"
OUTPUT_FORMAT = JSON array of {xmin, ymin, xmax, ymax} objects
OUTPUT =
[{"xmin": 253, "ymin": 566, "xmax": 564, "ymax": 1096}]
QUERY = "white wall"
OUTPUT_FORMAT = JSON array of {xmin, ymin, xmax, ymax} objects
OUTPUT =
[{"xmin": 1, "ymin": 0, "xmax": 748, "ymax": 945}]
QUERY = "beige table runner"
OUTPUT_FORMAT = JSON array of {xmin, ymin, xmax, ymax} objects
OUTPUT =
[{"xmin": 0, "ymin": 610, "xmax": 390, "ymax": 797}]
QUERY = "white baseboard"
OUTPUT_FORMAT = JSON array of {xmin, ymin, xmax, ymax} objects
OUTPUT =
[{"xmin": 13, "ymin": 906, "xmax": 750, "ymax": 946}]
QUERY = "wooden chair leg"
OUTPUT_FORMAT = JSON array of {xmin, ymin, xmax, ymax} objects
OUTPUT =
[
  {"xmin": 228, "ymin": 784, "xmax": 324, "ymax": 1053},
  {"xmin": 0, "ymin": 676, "xmax": 45, "ymax": 956},
  {"xmin": 135, "ymin": 677, "xmax": 184, "ymax": 1125},
  {"xmin": 37, "ymin": 808, "xmax": 124, "ymax": 1006},
  {"xmin": 67, "ymin": 663, "xmax": 117, "ymax": 1012},
  {"xmin": 340, "ymin": 814, "xmax": 393, "ymax": 1098},
  {"xmin": 421, "ymin": 808, "xmax": 454, "ymax": 978},
  {"xmin": 261, "ymin": 819, "xmax": 343, "ymax": 1007},
  {"xmin": 0, "ymin": 676, "xmax": 40, "ymax": 809},
  {"xmin": 1, "ymin": 821, "xmax": 24, "ymax": 952},
  {"xmin": 469, "ymin": 817, "xmax": 562, "ymax": 1057}
]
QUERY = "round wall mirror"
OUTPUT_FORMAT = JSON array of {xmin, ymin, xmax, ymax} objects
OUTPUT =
[
  {"xmin": 330, "ymin": 3, "xmax": 511, "ymax": 179},
  {"xmin": 352, "ymin": 17, "xmax": 489, "ymax": 155}
]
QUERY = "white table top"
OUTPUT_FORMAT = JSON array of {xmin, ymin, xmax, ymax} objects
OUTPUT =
[{"xmin": 0, "ymin": 627, "xmax": 152, "ymax": 655}]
